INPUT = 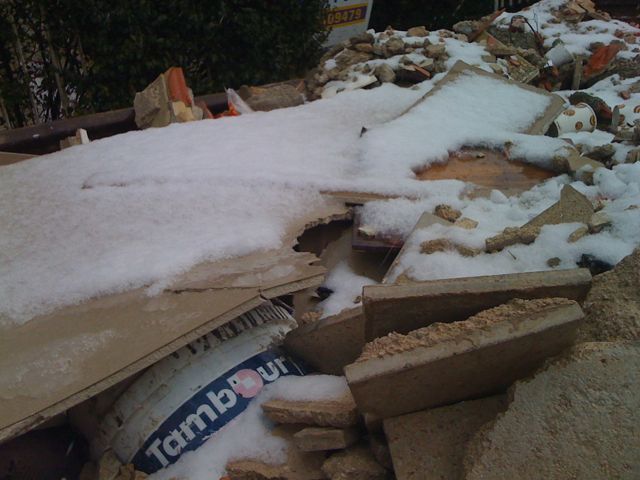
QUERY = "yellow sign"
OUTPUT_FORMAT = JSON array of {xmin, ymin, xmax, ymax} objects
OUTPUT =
[{"xmin": 325, "ymin": 3, "xmax": 368, "ymax": 28}]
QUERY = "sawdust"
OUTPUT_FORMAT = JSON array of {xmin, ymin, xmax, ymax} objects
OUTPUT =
[{"xmin": 357, "ymin": 298, "xmax": 576, "ymax": 362}]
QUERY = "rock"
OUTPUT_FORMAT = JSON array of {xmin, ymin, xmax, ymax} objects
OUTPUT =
[
  {"xmin": 363, "ymin": 268, "xmax": 592, "ymax": 341},
  {"xmin": 350, "ymin": 32, "xmax": 374, "ymax": 45},
  {"xmin": 373, "ymin": 64, "xmax": 396, "ymax": 83},
  {"xmin": 588, "ymin": 211, "xmax": 611, "ymax": 233},
  {"xmin": 322, "ymin": 446, "xmax": 388, "ymax": 480},
  {"xmin": 240, "ymin": 85, "xmax": 304, "ymax": 112},
  {"xmin": 625, "ymin": 147, "xmax": 640, "ymax": 163},
  {"xmin": 434, "ymin": 204, "xmax": 461, "ymax": 222},
  {"xmin": 452, "ymin": 20, "xmax": 479, "ymax": 37},
  {"xmin": 133, "ymin": 74, "xmax": 171, "ymax": 129},
  {"xmin": 485, "ymin": 225, "xmax": 540, "ymax": 252},
  {"xmin": 464, "ymin": 342, "xmax": 640, "ymax": 480},
  {"xmin": 524, "ymin": 185, "xmax": 594, "ymax": 229},
  {"xmin": 425, "ymin": 43, "xmax": 446, "ymax": 58},
  {"xmin": 262, "ymin": 395, "xmax": 359, "ymax": 428},
  {"xmin": 354, "ymin": 43, "xmax": 374, "ymax": 54},
  {"xmin": 293, "ymin": 427, "xmax": 360, "ymax": 452},
  {"xmin": 568, "ymin": 225, "xmax": 589, "ymax": 243},
  {"xmin": 335, "ymin": 49, "xmax": 373, "ymax": 69},
  {"xmin": 588, "ymin": 143, "xmax": 615, "ymax": 161},
  {"xmin": 383, "ymin": 36, "xmax": 405, "ymax": 57},
  {"xmin": 547, "ymin": 257, "xmax": 561, "ymax": 267},
  {"xmin": 384, "ymin": 395, "xmax": 508, "ymax": 480},
  {"xmin": 406, "ymin": 26, "xmax": 428, "ymax": 37},
  {"xmin": 420, "ymin": 239, "xmax": 480, "ymax": 257},
  {"xmin": 454, "ymin": 217, "xmax": 478, "ymax": 229},
  {"xmin": 578, "ymin": 248, "xmax": 640, "ymax": 342},
  {"xmin": 346, "ymin": 298, "xmax": 585, "ymax": 419}
]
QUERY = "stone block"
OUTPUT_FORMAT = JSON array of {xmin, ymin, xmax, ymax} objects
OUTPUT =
[
  {"xmin": 284, "ymin": 307, "xmax": 365, "ymax": 375},
  {"xmin": 363, "ymin": 268, "xmax": 591, "ymax": 341},
  {"xmin": 346, "ymin": 299, "xmax": 584, "ymax": 419}
]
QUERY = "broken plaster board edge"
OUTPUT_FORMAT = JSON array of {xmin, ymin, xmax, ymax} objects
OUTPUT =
[
  {"xmin": 345, "ymin": 302, "xmax": 583, "ymax": 384},
  {"xmin": 0, "ymin": 294, "xmax": 265, "ymax": 445}
]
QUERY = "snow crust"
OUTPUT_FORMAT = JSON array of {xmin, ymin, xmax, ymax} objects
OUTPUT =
[{"xmin": 150, "ymin": 375, "xmax": 348, "ymax": 480}]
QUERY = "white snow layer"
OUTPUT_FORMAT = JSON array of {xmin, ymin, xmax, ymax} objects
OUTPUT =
[
  {"xmin": 150, "ymin": 375, "xmax": 348, "ymax": 480},
  {"xmin": 316, "ymin": 261, "xmax": 377, "ymax": 318}
]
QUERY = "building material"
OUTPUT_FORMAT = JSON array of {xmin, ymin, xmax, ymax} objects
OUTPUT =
[
  {"xmin": 363, "ymin": 268, "xmax": 591, "ymax": 341},
  {"xmin": 321, "ymin": 445, "xmax": 388, "ymax": 480},
  {"xmin": 383, "ymin": 395, "xmax": 508, "ymax": 480},
  {"xmin": 284, "ymin": 307, "xmax": 365, "ymax": 375},
  {"xmin": 262, "ymin": 395, "xmax": 358, "ymax": 429},
  {"xmin": 523, "ymin": 184, "xmax": 594, "ymax": 229},
  {"xmin": 346, "ymin": 298, "xmax": 584, "ymax": 419},
  {"xmin": 293, "ymin": 427, "xmax": 360, "ymax": 452}
]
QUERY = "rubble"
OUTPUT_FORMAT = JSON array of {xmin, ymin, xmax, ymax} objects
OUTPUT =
[
  {"xmin": 261, "ymin": 395, "xmax": 359, "ymax": 428},
  {"xmin": 433, "ymin": 204, "xmax": 461, "ymax": 222},
  {"xmin": 524, "ymin": 185, "xmax": 594, "ymax": 229},
  {"xmin": 363, "ymin": 268, "xmax": 591, "ymax": 340},
  {"xmin": 485, "ymin": 225, "xmax": 540, "ymax": 252},
  {"xmin": 464, "ymin": 342, "xmax": 640, "ymax": 480},
  {"xmin": 383, "ymin": 395, "xmax": 508, "ymax": 480},
  {"xmin": 346, "ymin": 298, "xmax": 584, "ymax": 418},
  {"xmin": 237, "ymin": 84, "xmax": 304, "ymax": 112},
  {"xmin": 321, "ymin": 445, "xmax": 388, "ymax": 480},
  {"xmin": 293, "ymin": 427, "xmax": 359, "ymax": 452},
  {"xmin": 420, "ymin": 238, "xmax": 481, "ymax": 257}
]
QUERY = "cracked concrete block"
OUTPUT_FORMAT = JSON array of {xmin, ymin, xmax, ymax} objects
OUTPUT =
[
  {"xmin": 346, "ymin": 299, "xmax": 584, "ymax": 419},
  {"xmin": 284, "ymin": 307, "xmax": 365, "ymax": 375},
  {"xmin": 293, "ymin": 427, "xmax": 359, "ymax": 452},
  {"xmin": 363, "ymin": 268, "xmax": 591, "ymax": 341},
  {"xmin": 383, "ymin": 395, "xmax": 508, "ymax": 480},
  {"xmin": 464, "ymin": 342, "xmax": 640, "ymax": 480},
  {"xmin": 262, "ymin": 395, "xmax": 358, "ymax": 428}
]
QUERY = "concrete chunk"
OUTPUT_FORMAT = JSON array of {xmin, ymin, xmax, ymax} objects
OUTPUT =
[
  {"xmin": 383, "ymin": 395, "xmax": 508, "ymax": 480},
  {"xmin": 346, "ymin": 298, "xmax": 584, "ymax": 419},
  {"xmin": 363, "ymin": 268, "xmax": 591, "ymax": 341},
  {"xmin": 284, "ymin": 307, "xmax": 365, "ymax": 375},
  {"xmin": 524, "ymin": 184, "xmax": 594, "ymax": 229},
  {"xmin": 322, "ymin": 445, "xmax": 388, "ymax": 480},
  {"xmin": 293, "ymin": 427, "xmax": 360, "ymax": 452},
  {"xmin": 262, "ymin": 396, "xmax": 358, "ymax": 428}
]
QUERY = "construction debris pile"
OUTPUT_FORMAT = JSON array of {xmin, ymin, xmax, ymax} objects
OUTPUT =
[{"xmin": 1, "ymin": 0, "xmax": 640, "ymax": 479}]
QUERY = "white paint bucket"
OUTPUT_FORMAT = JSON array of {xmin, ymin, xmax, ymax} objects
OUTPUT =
[
  {"xmin": 324, "ymin": 0, "xmax": 374, "ymax": 46},
  {"xmin": 549, "ymin": 102, "xmax": 597, "ymax": 136},
  {"xmin": 94, "ymin": 302, "xmax": 306, "ymax": 474}
]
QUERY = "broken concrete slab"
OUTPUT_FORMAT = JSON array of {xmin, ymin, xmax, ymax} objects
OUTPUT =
[
  {"xmin": 565, "ymin": 154, "xmax": 605, "ymax": 183},
  {"xmin": 578, "ymin": 247, "xmax": 640, "ymax": 343},
  {"xmin": 383, "ymin": 395, "xmax": 508, "ymax": 480},
  {"xmin": 346, "ymin": 298, "xmax": 584, "ymax": 419},
  {"xmin": 262, "ymin": 395, "xmax": 359, "ymax": 428},
  {"xmin": 284, "ymin": 307, "xmax": 365, "ymax": 376},
  {"xmin": 293, "ymin": 427, "xmax": 359, "ymax": 452},
  {"xmin": 322, "ymin": 445, "xmax": 388, "ymax": 480},
  {"xmin": 464, "ymin": 342, "xmax": 640, "ymax": 480},
  {"xmin": 364, "ymin": 268, "xmax": 591, "ymax": 340},
  {"xmin": 524, "ymin": 185, "xmax": 593, "ymax": 229}
]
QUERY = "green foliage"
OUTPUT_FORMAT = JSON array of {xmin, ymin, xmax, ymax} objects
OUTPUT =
[{"xmin": 0, "ymin": 0, "xmax": 328, "ymax": 126}]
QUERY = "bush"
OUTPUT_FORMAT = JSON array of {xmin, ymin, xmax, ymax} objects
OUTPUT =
[{"xmin": 0, "ymin": 0, "xmax": 328, "ymax": 127}]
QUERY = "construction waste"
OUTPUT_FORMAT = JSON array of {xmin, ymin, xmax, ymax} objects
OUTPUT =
[{"xmin": 1, "ymin": 0, "xmax": 640, "ymax": 479}]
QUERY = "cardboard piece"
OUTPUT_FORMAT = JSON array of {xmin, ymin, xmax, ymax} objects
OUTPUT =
[{"xmin": 0, "ymin": 250, "xmax": 324, "ymax": 443}]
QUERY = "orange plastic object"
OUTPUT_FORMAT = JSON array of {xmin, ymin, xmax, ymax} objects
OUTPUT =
[
  {"xmin": 165, "ymin": 67, "xmax": 192, "ymax": 106},
  {"xmin": 583, "ymin": 43, "xmax": 623, "ymax": 78}
]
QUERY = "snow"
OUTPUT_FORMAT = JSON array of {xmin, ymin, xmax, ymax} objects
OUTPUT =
[
  {"xmin": 359, "ymin": 70, "xmax": 570, "ymax": 178},
  {"xmin": 316, "ymin": 261, "xmax": 377, "ymax": 317},
  {"xmin": 150, "ymin": 375, "xmax": 348, "ymax": 480}
]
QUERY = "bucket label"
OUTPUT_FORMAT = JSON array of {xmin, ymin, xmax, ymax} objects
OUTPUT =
[{"xmin": 132, "ymin": 349, "xmax": 307, "ymax": 473}]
